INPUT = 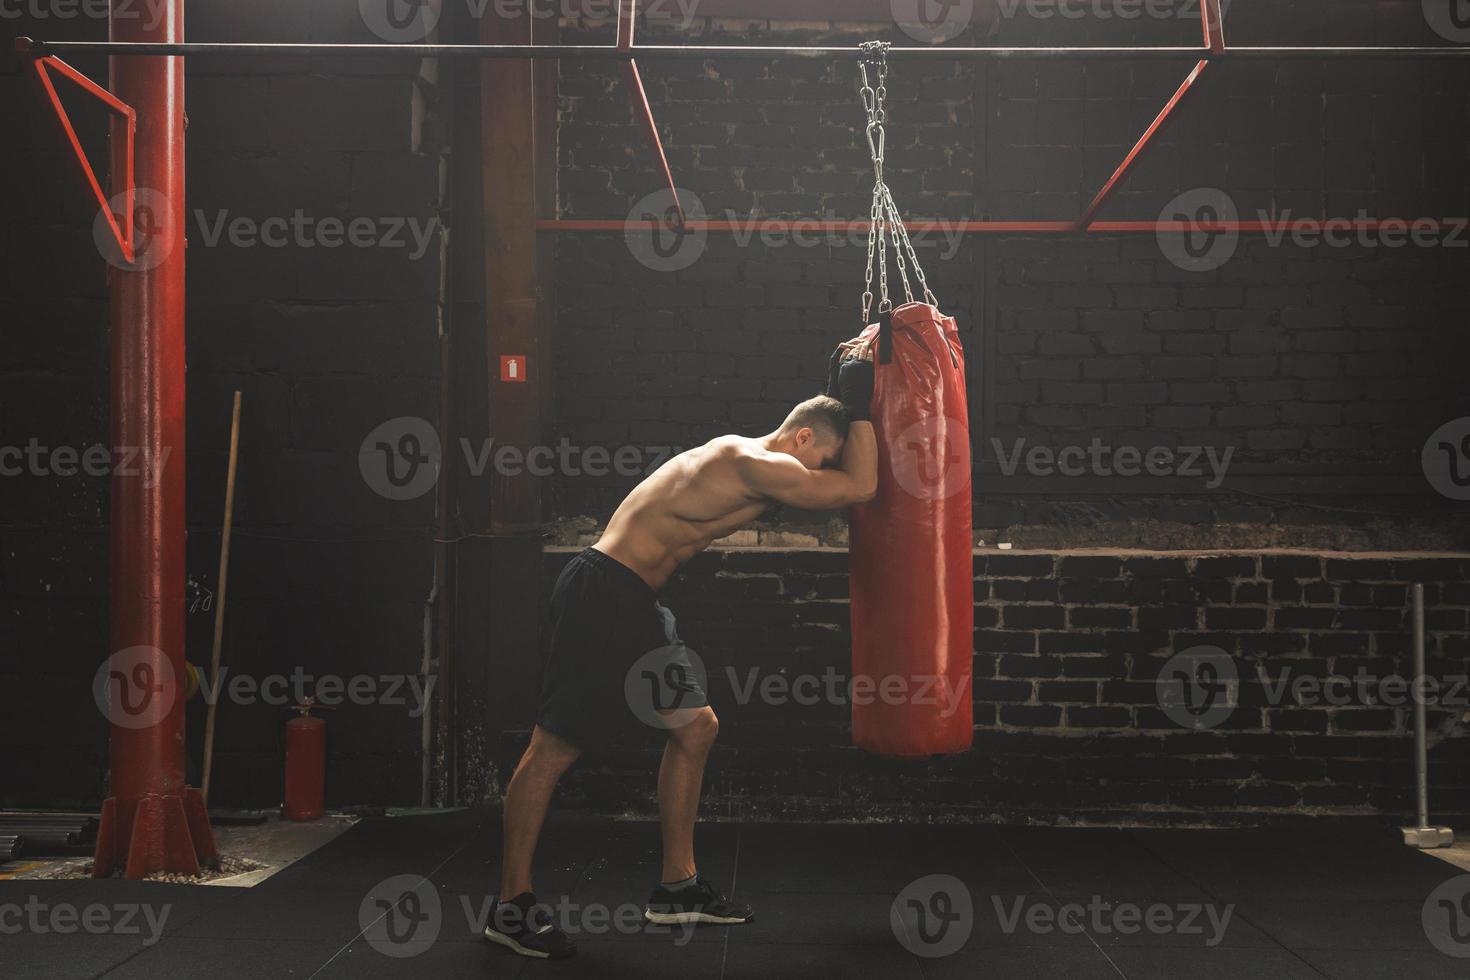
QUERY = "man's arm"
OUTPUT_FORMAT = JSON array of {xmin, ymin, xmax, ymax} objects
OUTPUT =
[
  {"xmin": 837, "ymin": 421, "xmax": 878, "ymax": 502},
  {"xmin": 738, "ymin": 426, "xmax": 878, "ymax": 510}
]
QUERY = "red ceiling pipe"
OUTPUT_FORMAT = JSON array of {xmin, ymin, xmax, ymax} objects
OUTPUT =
[{"xmin": 92, "ymin": 0, "xmax": 217, "ymax": 879}]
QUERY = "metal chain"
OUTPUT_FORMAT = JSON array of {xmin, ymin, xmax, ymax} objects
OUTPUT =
[
  {"xmin": 883, "ymin": 183, "xmax": 938, "ymax": 308},
  {"xmin": 859, "ymin": 52, "xmax": 874, "ymax": 323},
  {"xmin": 885, "ymin": 187, "xmax": 914, "ymax": 306},
  {"xmin": 877, "ymin": 198, "xmax": 891, "ymax": 313},
  {"xmin": 856, "ymin": 39, "xmax": 940, "ymax": 324},
  {"xmin": 859, "ymin": 41, "xmax": 889, "ymax": 323}
]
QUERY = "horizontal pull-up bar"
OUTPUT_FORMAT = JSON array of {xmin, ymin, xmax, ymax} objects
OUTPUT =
[
  {"xmin": 17, "ymin": 38, "xmax": 1470, "ymax": 61},
  {"xmin": 542, "ymin": 218, "xmax": 1469, "ymax": 235}
]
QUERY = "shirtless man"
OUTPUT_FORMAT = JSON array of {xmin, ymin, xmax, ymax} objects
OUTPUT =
[{"xmin": 485, "ymin": 357, "xmax": 877, "ymax": 960}]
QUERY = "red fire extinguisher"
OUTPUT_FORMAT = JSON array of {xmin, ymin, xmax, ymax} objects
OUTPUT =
[{"xmin": 283, "ymin": 699, "xmax": 327, "ymax": 821}]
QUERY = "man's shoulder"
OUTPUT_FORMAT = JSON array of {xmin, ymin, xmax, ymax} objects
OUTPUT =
[
  {"xmin": 714, "ymin": 436, "xmax": 788, "ymax": 469},
  {"xmin": 696, "ymin": 437, "xmax": 788, "ymax": 491},
  {"xmin": 702, "ymin": 434, "xmax": 763, "ymax": 461}
]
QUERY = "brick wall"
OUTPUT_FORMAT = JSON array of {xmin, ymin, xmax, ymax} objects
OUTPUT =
[
  {"xmin": 548, "ymin": 4, "xmax": 1470, "ymax": 546},
  {"xmin": 538, "ymin": 547, "xmax": 1470, "ymax": 825},
  {"xmin": 5, "ymin": 0, "xmax": 1469, "ymax": 816}
]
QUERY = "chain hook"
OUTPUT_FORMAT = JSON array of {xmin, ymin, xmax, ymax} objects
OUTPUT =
[{"xmin": 855, "ymin": 39, "xmax": 939, "ymax": 328}]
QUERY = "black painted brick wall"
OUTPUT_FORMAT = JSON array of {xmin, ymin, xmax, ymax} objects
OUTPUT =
[{"xmin": 536, "ymin": 547, "xmax": 1470, "ymax": 825}]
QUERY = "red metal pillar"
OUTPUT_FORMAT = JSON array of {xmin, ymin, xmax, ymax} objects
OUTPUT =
[{"xmin": 92, "ymin": 0, "xmax": 217, "ymax": 878}]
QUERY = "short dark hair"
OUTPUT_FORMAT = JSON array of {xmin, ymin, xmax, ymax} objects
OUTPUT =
[{"xmin": 782, "ymin": 394, "xmax": 850, "ymax": 443}]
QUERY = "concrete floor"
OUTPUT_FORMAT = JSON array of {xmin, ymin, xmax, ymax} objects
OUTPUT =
[
  {"xmin": 2, "ymin": 813, "xmax": 358, "ymax": 886},
  {"xmin": 1426, "ymin": 838, "xmax": 1470, "ymax": 874},
  {"xmin": 3, "ymin": 810, "xmax": 1469, "ymax": 979}
]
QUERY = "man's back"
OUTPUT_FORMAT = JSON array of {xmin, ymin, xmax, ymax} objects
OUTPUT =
[
  {"xmin": 596, "ymin": 436, "xmax": 770, "ymax": 590},
  {"xmin": 594, "ymin": 383, "xmax": 878, "ymax": 592}
]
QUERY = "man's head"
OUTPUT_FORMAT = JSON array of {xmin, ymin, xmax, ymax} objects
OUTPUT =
[{"xmin": 774, "ymin": 395, "xmax": 850, "ymax": 470}]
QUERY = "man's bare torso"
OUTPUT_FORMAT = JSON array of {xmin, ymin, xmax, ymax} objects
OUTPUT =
[{"xmin": 594, "ymin": 436, "xmax": 769, "ymax": 591}]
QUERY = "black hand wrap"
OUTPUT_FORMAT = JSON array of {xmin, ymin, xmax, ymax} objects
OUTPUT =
[{"xmin": 837, "ymin": 357, "xmax": 874, "ymax": 423}]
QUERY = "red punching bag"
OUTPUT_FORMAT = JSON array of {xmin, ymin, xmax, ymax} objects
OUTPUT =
[
  {"xmin": 848, "ymin": 304, "xmax": 974, "ymax": 757},
  {"xmin": 844, "ymin": 40, "xmax": 973, "ymax": 757}
]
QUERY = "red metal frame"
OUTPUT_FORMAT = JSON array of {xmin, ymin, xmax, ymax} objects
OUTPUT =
[
  {"xmin": 617, "ymin": 0, "xmax": 637, "ymax": 51},
  {"xmin": 618, "ymin": 0, "xmax": 684, "ymax": 226},
  {"xmin": 1076, "ymin": 58, "xmax": 1210, "ymax": 230},
  {"xmin": 1075, "ymin": 0, "xmax": 1221, "ymax": 231},
  {"xmin": 556, "ymin": 0, "xmax": 1263, "ymax": 237},
  {"xmin": 30, "ymin": 56, "xmax": 137, "ymax": 263},
  {"xmin": 27, "ymin": 40, "xmax": 219, "ymax": 875},
  {"xmin": 1201, "ymin": 0, "xmax": 1227, "ymax": 54},
  {"xmin": 21, "ymin": 0, "xmax": 1460, "ymax": 239},
  {"xmin": 547, "ymin": 0, "xmax": 1449, "ymax": 238},
  {"xmin": 554, "ymin": 0, "xmax": 1238, "ymax": 235}
]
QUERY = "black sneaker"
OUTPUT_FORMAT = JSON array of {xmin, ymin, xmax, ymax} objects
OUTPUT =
[
  {"xmin": 644, "ymin": 876, "xmax": 754, "ymax": 926},
  {"xmin": 484, "ymin": 893, "xmax": 577, "ymax": 960}
]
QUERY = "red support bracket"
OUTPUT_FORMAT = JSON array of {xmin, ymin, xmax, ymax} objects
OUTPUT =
[
  {"xmin": 617, "ymin": 0, "xmax": 684, "ymax": 228},
  {"xmin": 26, "ymin": 52, "xmax": 138, "ymax": 264},
  {"xmin": 1076, "ymin": 58, "xmax": 1211, "ymax": 230},
  {"xmin": 1074, "ymin": 0, "xmax": 1221, "ymax": 230},
  {"xmin": 616, "ymin": 0, "xmax": 637, "ymax": 51},
  {"xmin": 1201, "ymin": 0, "xmax": 1227, "ymax": 54}
]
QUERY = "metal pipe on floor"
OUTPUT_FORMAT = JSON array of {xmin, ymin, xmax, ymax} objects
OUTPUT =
[
  {"xmin": 20, "ymin": 839, "xmax": 96, "ymax": 858},
  {"xmin": 0, "ymin": 813, "xmax": 99, "ymax": 826},
  {"xmin": 3, "ymin": 827, "xmax": 84, "ymax": 845}
]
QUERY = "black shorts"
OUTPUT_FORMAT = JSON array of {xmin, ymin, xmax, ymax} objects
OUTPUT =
[{"xmin": 537, "ymin": 548, "xmax": 708, "ymax": 748}]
